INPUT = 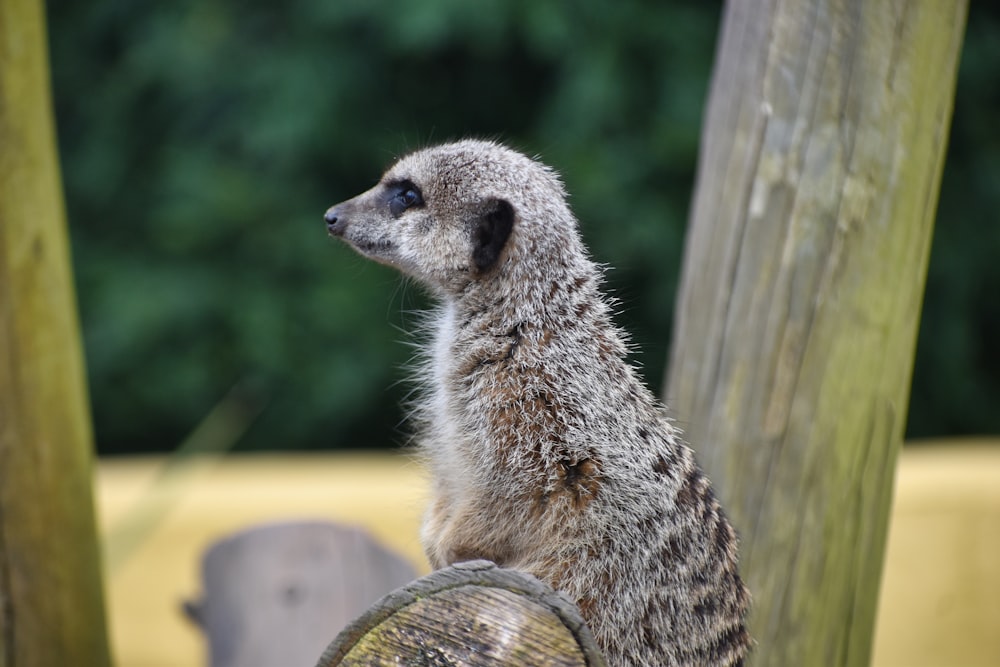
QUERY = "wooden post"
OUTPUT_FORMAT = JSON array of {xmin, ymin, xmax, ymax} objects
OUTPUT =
[
  {"xmin": 186, "ymin": 521, "xmax": 418, "ymax": 667},
  {"xmin": 317, "ymin": 560, "xmax": 606, "ymax": 667},
  {"xmin": 665, "ymin": 1, "xmax": 967, "ymax": 665},
  {"xmin": 0, "ymin": 0, "xmax": 112, "ymax": 663}
]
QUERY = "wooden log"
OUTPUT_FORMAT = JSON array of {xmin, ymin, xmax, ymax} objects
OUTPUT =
[
  {"xmin": 316, "ymin": 560, "xmax": 607, "ymax": 667},
  {"xmin": 0, "ymin": 0, "xmax": 112, "ymax": 664},
  {"xmin": 186, "ymin": 521, "xmax": 417, "ymax": 667},
  {"xmin": 665, "ymin": 1, "xmax": 967, "ymax": 666}
]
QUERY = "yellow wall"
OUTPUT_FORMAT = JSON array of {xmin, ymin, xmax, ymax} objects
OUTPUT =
[{"xmin": 95, "ymin": 443, "xmax": 1000, "ymax": 667}]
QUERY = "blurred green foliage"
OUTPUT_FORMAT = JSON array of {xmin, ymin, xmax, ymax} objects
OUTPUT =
[{"xmin": 45, "ymin": 1, "xmax": 998, "ymax": 454}]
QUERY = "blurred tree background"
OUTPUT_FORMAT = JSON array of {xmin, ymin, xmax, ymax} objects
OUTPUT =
[{"xmin": 44, "ymin": 0, "xmax": 998, "ymax": 455}]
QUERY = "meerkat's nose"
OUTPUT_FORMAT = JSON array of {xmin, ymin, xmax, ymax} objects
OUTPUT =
[{"xmin": 325, "ymin": 207, "xmax": 345, "ymax": 236}]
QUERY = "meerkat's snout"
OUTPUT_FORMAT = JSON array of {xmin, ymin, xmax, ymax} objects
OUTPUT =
[{"xmin": 324, "ymin": 206, "xmax": 345, "ymax": 237}]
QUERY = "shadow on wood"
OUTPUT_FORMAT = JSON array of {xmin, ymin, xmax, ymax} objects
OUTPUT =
[
  {"xmin": 316, "ymin": 560, "xmax": 607, "ymax": 667},
  {"xmin": 186, "ymin": 521, "xmax": 417, "ymax": 667}
]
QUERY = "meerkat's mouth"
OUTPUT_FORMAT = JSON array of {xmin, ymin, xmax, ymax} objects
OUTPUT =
[{"xmin": 352, "ymin": 237, "xmax": 394, "ymax": 256}]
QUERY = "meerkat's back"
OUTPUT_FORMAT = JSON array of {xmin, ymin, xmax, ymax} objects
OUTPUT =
[{"xmin": 325, "ymin": 140, "xmax": 751, "ymax": 666}]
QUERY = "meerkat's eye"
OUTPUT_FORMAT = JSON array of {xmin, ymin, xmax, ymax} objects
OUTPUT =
[
  {"xmin": 401, "ymin": 189, "xmax": 420, "ymax": 206},
  {"xmin": 387, "ymin": 181, "xmax": 424, "ymax": 218}
]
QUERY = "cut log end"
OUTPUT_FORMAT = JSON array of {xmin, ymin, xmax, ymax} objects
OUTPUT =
[{"xmin": 317, "ymin": 560, "xmax": 607, "ymax": 667}]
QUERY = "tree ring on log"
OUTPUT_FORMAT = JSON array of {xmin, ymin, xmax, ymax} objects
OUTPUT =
[{"xmin": 315, "ymin": 560, "xmax": 607, "ymax": 666}]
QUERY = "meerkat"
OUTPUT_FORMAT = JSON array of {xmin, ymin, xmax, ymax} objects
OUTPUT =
[{"xmin": 324, "ymin": 140, "xmax": 751, "ymax": 666}]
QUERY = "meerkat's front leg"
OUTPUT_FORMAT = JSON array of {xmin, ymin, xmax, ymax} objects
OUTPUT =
[{"xmin": 423, "ymin": 492, "xmax": 524, "ymax": 568}]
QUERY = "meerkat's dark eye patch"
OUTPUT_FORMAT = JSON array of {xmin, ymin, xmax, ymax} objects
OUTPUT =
[
  {"xmin": 471, "ymin": 198, "xmax": 514, "ymax": 273},
  {"xmin": 385, "ymin": 180, "xmax": 424, "ymax": 218}
]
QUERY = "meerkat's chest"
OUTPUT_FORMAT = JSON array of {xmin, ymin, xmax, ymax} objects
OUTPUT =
[{"xmin": 426, "ymin": 304, "xmax": 464, "ymax": 447}]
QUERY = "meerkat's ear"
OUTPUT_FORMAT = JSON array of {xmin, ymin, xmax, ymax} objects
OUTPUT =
[{"xmin": 471, "ymin": 198, "xmax": 514, "ymax": 273}]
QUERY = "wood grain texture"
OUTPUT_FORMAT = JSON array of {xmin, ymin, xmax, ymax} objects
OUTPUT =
[
  {"xmin": 665, "ymin": 1, "xmax": 967, "ymax": 665},
  {"xmin": 0, "ymin": 0, "xmax": 111, "ymax": 664},
  {"xmin": 316, "ymin": 560, "xmax": 606, "ymax": 667}
]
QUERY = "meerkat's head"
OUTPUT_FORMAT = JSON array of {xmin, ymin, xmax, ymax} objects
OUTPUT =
[{"xmin": 325, "ymin": 140, "xmax": 582, "ymax": 296}]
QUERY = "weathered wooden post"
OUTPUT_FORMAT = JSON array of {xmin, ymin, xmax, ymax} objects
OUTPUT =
[
  {"xmin": 665, "ymin": 1, "xmax": 967, "ymax": 665},
  {"xmin": 0, "ymin": 0, "xmax": 112, "ymax": 663}
]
